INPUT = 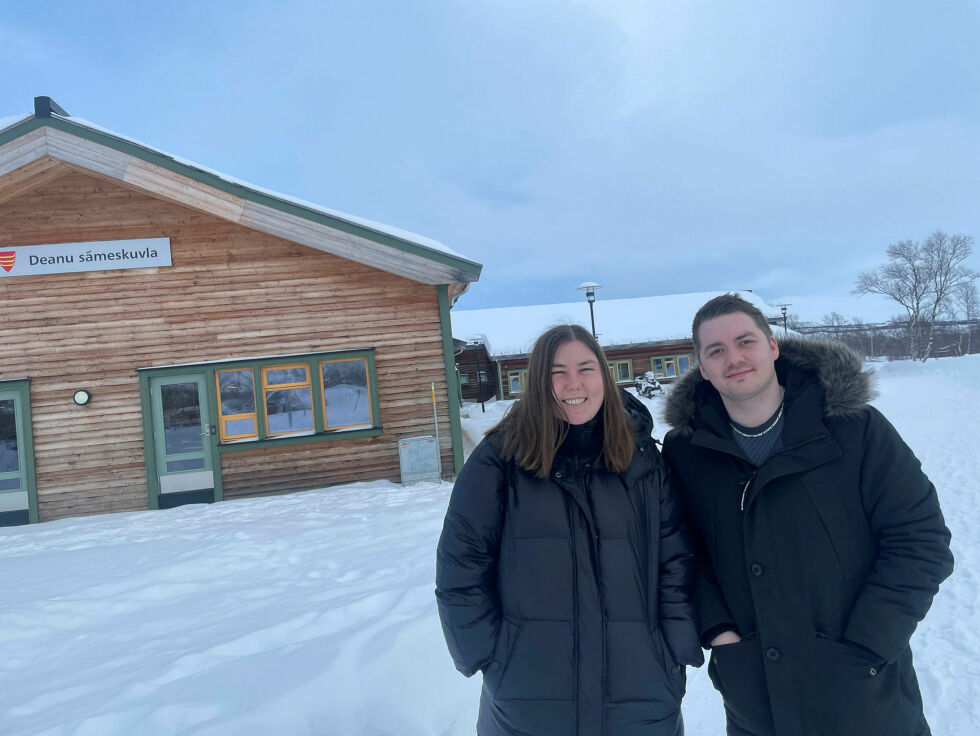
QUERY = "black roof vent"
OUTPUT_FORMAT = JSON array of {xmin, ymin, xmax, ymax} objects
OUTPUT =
[{"xmin": 34, "ymin": 96, "xmax": 70, "ymax": 118}]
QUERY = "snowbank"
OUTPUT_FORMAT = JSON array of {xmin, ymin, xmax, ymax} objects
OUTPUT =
[{"xmin": 0, "ymin": 356, "xmax": 976, "ymax": 734}]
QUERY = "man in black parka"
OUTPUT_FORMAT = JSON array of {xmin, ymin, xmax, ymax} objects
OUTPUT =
[{"xmin": 661, "ymin": 294, "xmax": 953, "ymax": 736}]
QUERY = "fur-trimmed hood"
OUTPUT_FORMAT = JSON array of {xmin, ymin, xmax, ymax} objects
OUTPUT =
[{"xmin": 664, "ymin": 337, "xmax": 876, "ymax": 437}]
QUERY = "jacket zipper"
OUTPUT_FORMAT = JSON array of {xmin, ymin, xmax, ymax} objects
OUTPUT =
[
  {"xmin": 558, "ymin": 456, "xmax": 602, "ymax": 736},
  {"xmin": 566, "ymin": 486, "xmax": 581, "ymax": 736},
  {"xmin": 740, "ymin": 476, "xmax": 754, "ymax": 511}
]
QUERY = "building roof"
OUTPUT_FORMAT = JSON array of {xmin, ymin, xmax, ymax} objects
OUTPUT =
[
  {"xmin": 452, "ymin": 290, "xmax": 779, "ymax": 358},
  {"xmin": 0, "ymin": 98, "xmax": 482, "ymax": 286}
]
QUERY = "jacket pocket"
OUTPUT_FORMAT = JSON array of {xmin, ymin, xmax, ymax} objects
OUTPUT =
[
  {"xmin": 806, "ymin": 635, "xmax": 913, "ymax": 735},
  {"xmin": 707, "ymin": 635, "xmax": 774, "ymax": 733},
  {"xmin": 606, "ymin": 621, "xmax": 681, "ymax": 704},
  {"xmin": 491, "ymin": 620, "xmax": 574, "ymax": 701}
]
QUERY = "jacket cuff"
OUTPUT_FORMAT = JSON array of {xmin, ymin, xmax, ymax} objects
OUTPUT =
[{"xmin": 700, "ymin": 622, "xmax": 737, "ymax": 649}]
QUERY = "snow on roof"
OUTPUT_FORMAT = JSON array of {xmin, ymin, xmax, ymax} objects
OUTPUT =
[
  {"xmin": 0, "ymin": 113, "xmax": 31, "ymax": 132},
  {"xmin": 452, "ymin": 290, "xmax": 778, "ymax": 357},
  {"xmin": 2, "ymin": 111, "xmax": 471, "ymax": 264}
]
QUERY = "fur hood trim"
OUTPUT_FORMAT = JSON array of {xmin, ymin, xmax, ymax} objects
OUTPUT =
[{"xmin": 664, "ymin": 337, "xmax": 876, "ymax": 436}]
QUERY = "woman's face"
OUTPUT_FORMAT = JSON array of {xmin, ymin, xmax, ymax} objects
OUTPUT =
[{"xmin": 550, "ymin": 339, "xmax": 605, "ymax": 425}]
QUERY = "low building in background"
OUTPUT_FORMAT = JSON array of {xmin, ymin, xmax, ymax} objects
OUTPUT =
[{"xmin": 451, "ymin": 291, "xmax": 779, "ymax": 400}]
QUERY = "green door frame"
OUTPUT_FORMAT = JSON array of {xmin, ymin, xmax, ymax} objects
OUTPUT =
[
  {"xmin": 140, "ymin": 369, "xmax": 223, "ymax": 509},
  {"xmin": 0, "ymin": 380, "xmax": 38, "ymax": 524}
]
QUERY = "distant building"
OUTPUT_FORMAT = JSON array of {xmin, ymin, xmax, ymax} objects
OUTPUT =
[
  {"xmin": 0, "ymin": 97, "xmax": 481, "ymax": 525},
  {"xmin": 451, "ymin": 291, "xmax": 779, "ymax": 399},
  {"xmin": 455, "ymin": 341, "xmax": 498, "ymax": 403}
]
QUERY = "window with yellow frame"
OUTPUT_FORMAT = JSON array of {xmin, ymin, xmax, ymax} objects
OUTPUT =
[
  {"xmin": 507, "ymin": 369, "xmax": 527, "ymax": 395},
  {"xmin": 319, "ymin": 358, "xmax": 372, "ymax": 430},
  {"xmin": 215, "ymin": 368, "xmax": 258, "ymax": 441},
  {"xmin": 607, "ymin": 359, "xmax": 633, "ymax": 384},
  {"xmin": 650, "ymin": 354, "xmax": 693, "ymax": 378},
  {"xmin": 213, "ymin": 351, "xmax": 379, "ymax": 444},
  {"xmin": 262, "ymin": 364, "xmax": 314, "ymax": 437}
]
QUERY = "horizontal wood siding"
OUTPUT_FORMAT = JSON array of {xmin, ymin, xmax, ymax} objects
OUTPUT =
[{"xmin": 0, "ymin": 172, "xmax": 454, "ymax": 521}]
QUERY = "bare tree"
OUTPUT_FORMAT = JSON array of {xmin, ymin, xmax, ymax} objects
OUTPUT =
[
  {"xmin": 920, "ymin": 232, "xmax": 978, "ymax": 360},
  {"xmin": 953, "ymin": 281, "xmax": 979, "ymax": 354},
  {"xmin": 854, "ymin": 231, "xmax": 977, "ymax": 360},
  {"xmin": 820, "ymin": 311, "xmax": 849, "ymax": 342},
  {"xmin": 854, "ymin": 239, "xmax": 932, "ymax": 359}
]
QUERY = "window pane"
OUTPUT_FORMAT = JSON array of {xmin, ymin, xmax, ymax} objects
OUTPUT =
[
  {"xmin": 266, "ymin": 367, "xmax": 308, "ymax": 385},
  {"xmin": 459, "ymin": 373, "xmax": 470, "ymax": 385},
  {"xmin": 266, "ymin": 388, "xmax": 314, "ymax": 434},
  {"xmin": 166, "ymin": 458, "xmax": 206, "ymax": 472},
  {"xmin": 0, "ymin": 478, "xmax": 20, "ymax": 491},
  {"xmin": 665, "ymin": 360, "xmax": 676, "ymax": 377},
  {"xmin": 161, "ymin": 383, "xmax": 203, "ymax": 455},
  {"xmin": 0, "ymin": 399, "xmax": 18, "ymax": 473},
  {"xmin": 322, "ymin": 360, "xmax": 371, "ymax": 428},
  {"xmin": 219, "ymin": 370, "xmax": 255, "ymax": 414},
  {"xmin": 678, "ymin": 356, "xmax": 690, "ymax": 373},
  {"xmin": 510, "ymin": 375, "xmax": 521, "ymax": 393},
  {"xmin": 224, "ymin": 417, "xmax": 257, "ymax": 437},
  {"xmin": 652, "ymin": 358, "xmax": 664, "ymax": 375},
  {"xmin": 617, "ymin": 363, "xmax": 630, "ymax": 381}
]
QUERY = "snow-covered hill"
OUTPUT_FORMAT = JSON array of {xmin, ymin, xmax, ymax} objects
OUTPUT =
[{"xmin": 0, "ymin": 356, "xmax": 976, "ymax": 734}]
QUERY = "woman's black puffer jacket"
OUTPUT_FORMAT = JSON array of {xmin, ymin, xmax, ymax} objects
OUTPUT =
[{"xmin": 436, "ymin": 391, "xmax": 702, "ymax": 735}]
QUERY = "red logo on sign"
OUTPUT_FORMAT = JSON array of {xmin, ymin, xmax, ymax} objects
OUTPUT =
[{"xmin": 0, "ymin": 251, "xmax": 15, "ymax": 272}]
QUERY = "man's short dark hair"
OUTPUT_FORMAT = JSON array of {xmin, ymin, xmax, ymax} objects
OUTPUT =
[{"xmin": 692, "ymin": 293, "xmax": 774, "ymax": 355}]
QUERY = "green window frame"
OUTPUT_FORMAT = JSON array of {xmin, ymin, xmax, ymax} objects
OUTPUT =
[
  {"xmin": 507, "ymin": 369, "xmax": 528, "ymax": 395},
  {"xmin": 157, "ymin": 349, "xmax": 380, "ymax": 451},
  {"xmin": 608, "ymin": 359, "xmax": 633, "ymax": 384}
]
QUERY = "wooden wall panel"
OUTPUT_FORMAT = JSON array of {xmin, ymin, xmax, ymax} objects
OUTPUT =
[{"xmin": 0, "ymin": 171, "xmax": 455, "ymax": 521}]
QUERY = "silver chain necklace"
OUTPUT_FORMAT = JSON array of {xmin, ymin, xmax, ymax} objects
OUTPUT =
[{"xmin": 730, "ymin": 403, "xmax": 784, "ymax": 438}]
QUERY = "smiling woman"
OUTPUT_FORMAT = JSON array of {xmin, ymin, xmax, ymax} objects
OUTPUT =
[{"xmin": 435, "ymin": 324, "xmax": 704, "ymax": 736}]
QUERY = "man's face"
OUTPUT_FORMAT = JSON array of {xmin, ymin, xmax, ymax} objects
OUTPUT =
[{"xmin": 697, "ymin": 312, "xmax": 779, "ymax": 407}]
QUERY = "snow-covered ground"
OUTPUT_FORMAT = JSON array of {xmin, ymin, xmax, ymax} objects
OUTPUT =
[{"xmin": 1, "ymin": 356, "xmax": 977, "ymax": 735}]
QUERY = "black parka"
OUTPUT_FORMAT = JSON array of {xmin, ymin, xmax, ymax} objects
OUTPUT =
[
  {"xmin": 662, "ymin": 338, "xmax": 954, "ymax": 736},
  {"xmin": 436, "ymin": 391, "xmax": 703, "ymax": 736}
]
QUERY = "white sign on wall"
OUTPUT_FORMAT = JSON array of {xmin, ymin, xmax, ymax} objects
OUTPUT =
[{"xmin": 0, "ymin": 238, "xmax": 172, "ymax": 278}]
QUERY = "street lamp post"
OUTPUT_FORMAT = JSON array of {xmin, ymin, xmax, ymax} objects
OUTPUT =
[
  {"xmin": 473, "ymin": 342, "xmax": 486, "ymax": 413},
  {"xmin": 775, "ymin": 303, "xmax": 791, "ymax": 336},
  {"xmin": 577, "ymin": 282, "xmax": 603, "ymax": 339}
]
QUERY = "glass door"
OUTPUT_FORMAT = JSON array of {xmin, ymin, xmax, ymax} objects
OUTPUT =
[
  {"xmin": 0, "ymin": 387, "xmax": 35, "ymax": 525},
  {"xmin": 148, "ymin": 374, "xmax": 215, "ymax": 507}
]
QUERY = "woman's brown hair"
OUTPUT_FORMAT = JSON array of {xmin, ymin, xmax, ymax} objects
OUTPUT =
[{"xmin": 491, "ymin": 324, "xmax": 635, "ymax": 477}]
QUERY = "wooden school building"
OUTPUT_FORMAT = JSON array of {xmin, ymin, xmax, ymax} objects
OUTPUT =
[{"xmin": 0, "ymin": 97, "xmax": 481, "ymax": 525}]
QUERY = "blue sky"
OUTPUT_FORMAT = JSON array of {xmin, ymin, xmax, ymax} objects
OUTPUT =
[{"xmin": 2, "ymin": 1, "xmax": 979, "ymax": 322}]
